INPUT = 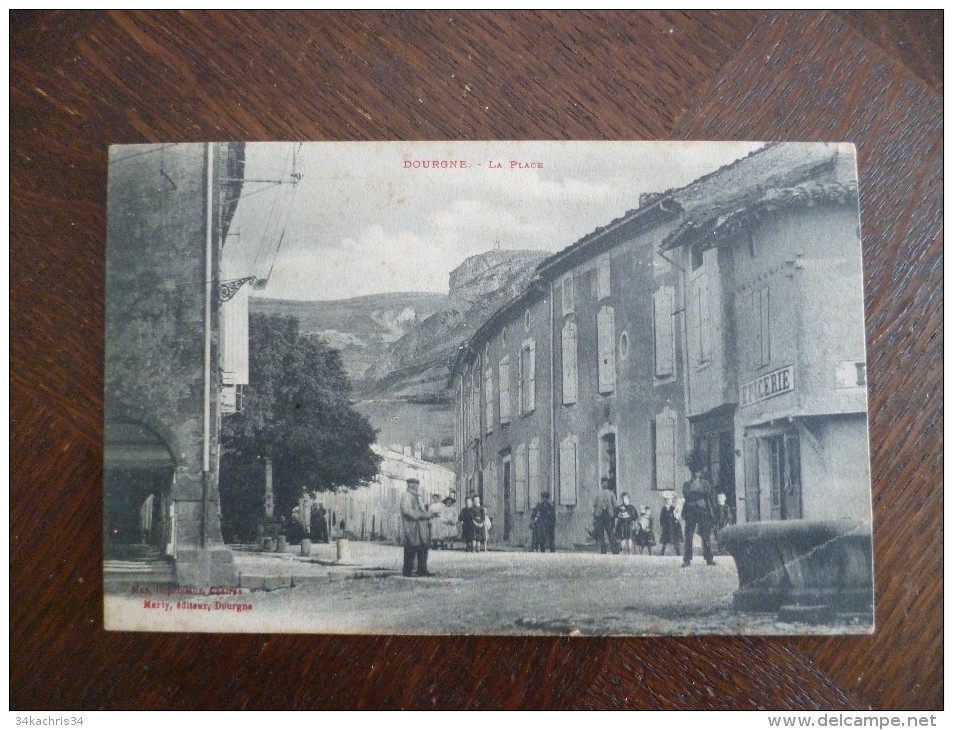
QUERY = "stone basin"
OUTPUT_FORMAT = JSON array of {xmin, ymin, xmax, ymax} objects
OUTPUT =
[{"xmin": 718, "ymin": 519, "xmax": 873, "ymax": 613}]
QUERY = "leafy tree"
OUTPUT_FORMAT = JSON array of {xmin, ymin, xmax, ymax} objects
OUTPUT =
[{"xmin": 220, "ymin": 313, "xmax": 381, "ymax": 541}]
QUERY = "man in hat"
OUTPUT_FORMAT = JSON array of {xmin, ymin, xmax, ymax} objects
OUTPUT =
[
  {"xmin": 530, "ymin": 490, "xmax": 557, "ymax": 552},
  {"xmin": 399, "ymin": 477, "xmax": 438, "ymax": 577},
  {"xmin": 592, "ymin": 477, "xmax": 617, "ymax": 554},
  {"xmin": 681, "ymin": 453, "xmax": 716, "ymax": 567},
  {"xmin": 310, "ymin": 499, "xmax": 329, "ymax": 544}
]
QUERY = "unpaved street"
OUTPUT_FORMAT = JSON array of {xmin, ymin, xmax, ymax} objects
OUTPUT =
[{"xmin": 105, "ymin": 543, "xmax": 870, "ymax": 636}]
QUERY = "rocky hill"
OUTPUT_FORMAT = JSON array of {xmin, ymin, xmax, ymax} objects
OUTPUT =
[
  {"xmin": 249, "ymin": 292, "xmax": 448, "ymax": 385},
  {"xmin": 252, "ymin": 250, "xmax": 547, "ymax": 458},
  {"xmin": 364, "ymin": 250, "xmax": 546, "ymax": 397}
]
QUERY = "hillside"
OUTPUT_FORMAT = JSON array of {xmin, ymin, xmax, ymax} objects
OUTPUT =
[
  {"xmin": 249, "ymin": 292, "xmax": 447, "ymax": 385},
  {"xmin": 252, "ymin": 250, "xmax": 547, "ymax": 458}
]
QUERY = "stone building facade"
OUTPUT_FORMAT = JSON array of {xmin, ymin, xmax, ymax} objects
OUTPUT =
[
  {"xmin": 451, "ymin": 143, "xmax": 870, "ymax": 550},
  {"xmin": 105, "ymin": 142, "xmax": 258, "ymax": 586}
]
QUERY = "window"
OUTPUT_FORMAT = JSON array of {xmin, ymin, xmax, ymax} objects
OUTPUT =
[
  {"xmin": 758, "ymin": 286, "xmax": 770, "ymax": 368},
  {"xmin": 750, "ymin": 286, "xmax": 770, "ymax": 368},
  {"xmin": 484, "ymin": 365, "xmax": 494, "ymax": 434},
  {"xmin": 619, "ymin": 331, "xmax": 629, "ymax": 360},
  {"xmin": 501, "ymin": 325, "xmax": 507, "ymax": 349},
  {"xmin": 691, "ymin": 281, "xmax": 712, "ymax": 366},
  {"xmin": 559, "ymin": 437, "xmax": 577, "ymax": 506},
  {"xmin": 653, "ymin": 414, "xmax": 676, "ymax": 491},
  {"xmin": 528, "ymin": 438, "xmax": 540, "ymax": 509},
  {"xmin": 561, "ymin": 321, "xmax": 578, "ymax": 405},
  {"xmin": 498, "ymin": 356, "xmax": 510, "ymax": 424},
  {"xmin": 519, "ymin": 339, "xmax": 536, "ymax": 414},
  {"xmin": 461, "ymin": 374, "xmax": 469, "ymax": 444},
  {"xmin": 748, "ymin": 232, "xmax": 757, "ymax": 258},
  {"xmin": 562, "ymin": 274, "xmax": 574, "ymax": 315},
  {"xmin": 597, "ymin": 305, "xmax": 616, "ymax": 394},
  {"xmin": 597, "ymin": 256, "xmax": 611, "ymax": 300},
  {"xmin": 654, "ymin": 287, "xmax": 675, "ymax": 377},
  {"xmin": 524, "ymin": 308, "xmax": 531, "ymax": 332},
  {"xmin": 599, "ymin": 431, "xmax": 617, "ymax": 494},
  {"xmin": 767, "ymin": 432, "xmax": 802, "ymax": 520},
  {"xmin": 470, "ymin": 368, "xmax": 480, "ymax": 441},
  {"xmin": 513, "ymin": 442, "xmax": 527, "ymax": 513}
]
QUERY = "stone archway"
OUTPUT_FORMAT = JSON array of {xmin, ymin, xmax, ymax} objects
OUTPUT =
[{"xmin": 104, "ymin": 420, "xmax": 175, "ymax": 556}]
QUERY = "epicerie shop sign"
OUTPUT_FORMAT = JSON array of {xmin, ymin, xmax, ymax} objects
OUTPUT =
[{"xmin": 740, "ymin": 365, "xmax": 795, "ymax": 407}]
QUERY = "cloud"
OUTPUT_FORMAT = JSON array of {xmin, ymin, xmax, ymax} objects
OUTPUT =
[{"xmin": 231, "ymin": 141, "xmax": 763, "ymax": 301}]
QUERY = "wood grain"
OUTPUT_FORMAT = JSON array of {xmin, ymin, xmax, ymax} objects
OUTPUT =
[{"xmin": 10, "ymin": 10, "xmax": 941, "ymax": 710}]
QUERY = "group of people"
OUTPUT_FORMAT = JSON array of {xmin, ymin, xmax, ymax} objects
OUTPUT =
[
  {"xmin": 286, "ymin": 500, "xmax": 330, "ymax": 544},
  {"xmin": 592, "ymin": 457, "xmax": 735, "ymax": 567},
  {"xmin": 399, "ymin": 479, "xmax": 493, "ymax": 577},
  {"xmin": 591, "ymin": 479, "xmax": 659, "ymax": 555},
  {"xmin": 398, "ymin": 453, "xmax": 736, "ymax": 577}
]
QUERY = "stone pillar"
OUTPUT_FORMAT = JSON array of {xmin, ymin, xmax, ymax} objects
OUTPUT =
[{"xmin": 264, "ymin": 457, "xmax": 274, "ymax": 518}]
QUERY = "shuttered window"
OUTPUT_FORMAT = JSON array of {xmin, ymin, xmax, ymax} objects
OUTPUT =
[
  {"xmin": 744, "ymin": 436, "xmax": 760, "ymax": 521},
  {"xmin": 514, "ymin": 442, "xmax": 527, "ymax": 512},
  {"xmin": 597, "ymin": 256, "xmax": 610, "ymax": 300},
  {"xmin": 562, "ymin": 274, "xmax": 574, "ymax": 315},
  {"xmin": 521, "ymin": 339, "xmax": 536, "ymax": 413},
  {"xmin": 528, "ymin": 438, "xmax": 540, "ymax": 509},
  {"xmin": 654, "ymin": 287, "xmax": 675, "ymax": 377},
  {"xmin": 499, "ymin": 356, "xmax": 510, "ymax": 424},
  {"xmin": 559, "ymin": 437, "xmax": 577, "ymax": 506},
  {"xmin": 697, "ymin": 280, "xmax": 712, "ymax": 364},
  {"xmin": 654, "ymin": 415, "xmax": 676, "ymax": 492},
  {"xmin": 484, "ymin": 365, "xmax": 494, "ymax": 434},
  {"xmin": 470, "ymin": 367, "xmax": 480, "ymax": 441},
  {"xmin": 759, "ymin": 286, "xmax": 771, "ymax": 367},
  {"xmin": 562, "ymin": 321, "xmax": 578, "ymax": 404},
  {"xmin": 597, "ymin": 305, "xmax": 616, "ymax": 393}
]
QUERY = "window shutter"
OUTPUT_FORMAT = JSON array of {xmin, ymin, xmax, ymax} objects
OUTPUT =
[
  {"xmin": 698, "ymin": 280, "xmax": 712, "ymax": 363},
  {"xmin": 562, "ymin": 275, "xmax": 574, "ymax": 315},
  {"xmin": 598, "ymin": 305, "xmax": 616, "ymax": 393},
  {"xmin": 517, "ymin": 348, "xmax": 524, "ymax": 415},
  {"xmin": 484, "ymin": 366, "xmax": 493, "ymax": 434},
  {"xmin": 498, "ymin": 357, "xmax": 510, "ymax": 424},
  {"xmin": 527, "ymin": 340, "xmax": 536, "ymax": 412},
  {"xmin": 760, "ymin": 286, "xmax": 770, "ymax": 367},
  {"xmin": 559, "ymin": 438, "xmax": 577, "ymax": 506},
  {"xmin": 598, "ymin": 257, "xmax": 610, "ymax": 300},
  {"xmin": 744, "ymin": 437, "xmax": 760, "ymax": 522},
  {"xmin": 655, "ymin": 415, "xmax": 676, "ymax": 492},
  {"xmin": 514, "ymin": 443, "xmax": 527, "ymax": 512},
  {"xmin": 471, "ymin": 370, "xmax": 480, "ymax": 440},
  {"xmin": 654, "ymin": 288, "xmax": 674, "ymax": 377},
  {"xmin": 562, "ymin": 321, "xmax": 578, "ymax": 404},
  {"xmin": 528, "ymin": 438, "xmax": 540, "ymax": 509}
]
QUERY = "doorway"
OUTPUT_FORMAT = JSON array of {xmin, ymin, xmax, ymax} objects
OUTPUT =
[
  {"xmin": 502, "ymin": 455, "xmax": 512, "ymax": 540},
  {"xmin": 599, "ymin": 431, "xmax": 617, "ymax": 495},
  {"xmin": 766, "ymin": 432, "xmax": 802, "ymax": 520}
]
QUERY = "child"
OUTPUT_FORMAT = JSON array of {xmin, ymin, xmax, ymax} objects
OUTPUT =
[
  {"xmin": 635, "ymin": 505, "xmax": 657, "ymax": 555},
  {"xmin": 613, "ymin": 493, "xmax": 637, "ymax": 554},
  {"xmin": 712, "ymin": 492, "xmax": 735, "ymax": 552},
  {"xmin": 658, "ymin": 491, "xmax": 683, "ymax": 557}
]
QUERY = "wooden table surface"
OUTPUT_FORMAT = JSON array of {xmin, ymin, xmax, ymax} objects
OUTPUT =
[{"xmin": 10, "ymin": 10, "xmax": 942, "ymax": 710}]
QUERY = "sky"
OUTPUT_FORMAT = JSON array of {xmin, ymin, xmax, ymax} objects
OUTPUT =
[{"xmin": 224, "ymin": 141, "xmax": 763, "ymax": 301}]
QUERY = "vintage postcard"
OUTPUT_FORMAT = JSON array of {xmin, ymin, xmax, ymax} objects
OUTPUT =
[{"xmin": 104, "ymin": 141, "xmax": 874, "ymax": 635}]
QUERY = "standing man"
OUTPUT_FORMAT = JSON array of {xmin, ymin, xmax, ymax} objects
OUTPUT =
[
  {"xmin": 399, "ymin": 477, "xmax": 437, "ymax": 577},
  {"xmin": 592, "ymin": 477, "xmax": 617, "ymax": 554},
  {"xmin": 531, "ymin": 491, "xmax": 557, "ymax": 552},
  {"xmin": 310, "ymin": 499, "xmax": 329, "ymax": 544},
  {"xmin": 681, "ymin": 455, "xmax": 716, "ymax": 567}
]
